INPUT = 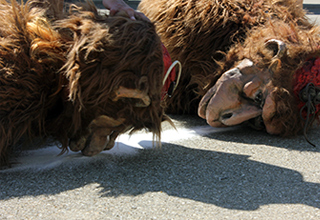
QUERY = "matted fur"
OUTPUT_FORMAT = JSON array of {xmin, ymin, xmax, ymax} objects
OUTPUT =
[
  {"xmin": 0, "ymin": 0, "xmax": 167, "ymax": 167},
  {"xmin": 139, "ymin": 0, "xmax": 311, "ymax": 114}
]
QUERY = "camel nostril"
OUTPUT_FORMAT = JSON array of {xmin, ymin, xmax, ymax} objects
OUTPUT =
[{"xmin": 221, "ymin": 112, "xmax": 233, "ymax": 120}]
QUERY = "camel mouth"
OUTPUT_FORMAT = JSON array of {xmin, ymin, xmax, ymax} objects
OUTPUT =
[{"xmin": 247, "ymin": 115, "xmax": 265, "ymax": 130}]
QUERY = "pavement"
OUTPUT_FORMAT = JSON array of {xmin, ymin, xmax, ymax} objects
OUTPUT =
[
  {"xmin": 1, "ymin": 1, "xmax": 320, "ymax": 220},
  {"xmin": 1, "ymin": 115, "xmax": 320, "ymax": 219}
]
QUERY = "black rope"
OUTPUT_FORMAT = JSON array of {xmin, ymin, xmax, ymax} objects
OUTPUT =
[{"xmin": 299, "ymin": 83, "xmax": 320, "ymax": 147}]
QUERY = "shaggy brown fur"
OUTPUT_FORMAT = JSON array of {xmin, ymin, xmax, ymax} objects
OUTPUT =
[
  {"xmin": 0, "ymin": 0, "xmax": 168, "ymax": 167},
  {"xmin": 216, "ymin": 21, "xmax": 320, "ymax": 136},
  {"xmin": 139, "ymin": 0, "xmax": 312, "ymax": 114}
]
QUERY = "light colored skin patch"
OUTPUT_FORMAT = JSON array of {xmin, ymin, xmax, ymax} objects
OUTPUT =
[
  {"xmin": 113, "ymin": 86, "xmax": 150, "ymax": 107},
  {"xmin": 198, "ymin": 58, "xmax": 282, "ymax": 134}
]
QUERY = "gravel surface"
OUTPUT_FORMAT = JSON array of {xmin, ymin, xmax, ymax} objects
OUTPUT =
[{"xmin": 1, "ymin": 114, "xmax": 320, "ymax": 219}]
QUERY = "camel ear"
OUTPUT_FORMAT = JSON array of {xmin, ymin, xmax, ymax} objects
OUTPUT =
[
  {"xmin": 265, "ymin": 39, "xmax": 286, "ymax": 76},
  {"xmin": 113, "ymin": 86, "xmax": 151, "ymax": 107},
  {"xmin": 265, "ymin": 39, "xmax": 287, "ymax": 59}
]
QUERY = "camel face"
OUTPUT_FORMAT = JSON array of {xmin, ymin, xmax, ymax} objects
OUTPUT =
[{"xmin": 198, "ymin": 58, "xmax": 282, "ymax": 134}]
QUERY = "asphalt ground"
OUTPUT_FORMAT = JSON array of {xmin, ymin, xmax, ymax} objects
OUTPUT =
[
  {"xmin": 1, "ymin": 1, "xmax": 320, "ymax": 220},
  {"xmin": 1, "ymin": 114, "xmax": 320, "ymax": 219}
]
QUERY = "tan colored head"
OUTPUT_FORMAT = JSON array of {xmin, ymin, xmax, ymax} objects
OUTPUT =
[{"xmin": 198, "ymin": 40, "xmax": 288, "ymax": 134}]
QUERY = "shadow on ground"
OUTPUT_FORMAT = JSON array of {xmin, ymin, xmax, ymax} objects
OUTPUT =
[{"xmin": 1, "ymin": 141, "xmax": 319, "ymax": 211}]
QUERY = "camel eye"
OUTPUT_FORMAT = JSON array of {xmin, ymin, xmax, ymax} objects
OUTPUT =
[{"xmin": 254, "ymin": 91, "xmax": 263, "ymax": 105}]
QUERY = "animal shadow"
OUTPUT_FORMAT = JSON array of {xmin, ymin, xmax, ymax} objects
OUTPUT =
[{"xmin": 1, "ymin": 142, "xmax": 319, "ymax": 211}]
